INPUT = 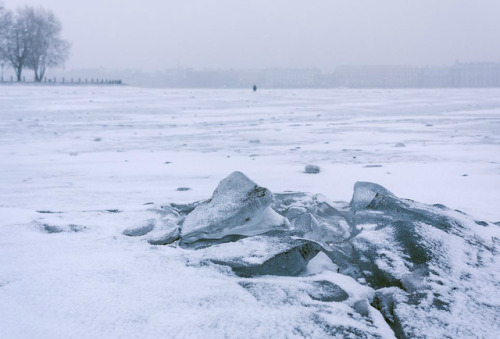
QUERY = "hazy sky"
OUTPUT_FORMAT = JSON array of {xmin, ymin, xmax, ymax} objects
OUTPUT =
[{"xmin": 4, "ymin": 0, "xmax": 500, "ymax": 72}]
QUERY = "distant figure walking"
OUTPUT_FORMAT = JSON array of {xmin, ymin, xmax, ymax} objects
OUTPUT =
[{"xmin": 253, "ymin": 85, "xmax": 257, "ymax": 92}]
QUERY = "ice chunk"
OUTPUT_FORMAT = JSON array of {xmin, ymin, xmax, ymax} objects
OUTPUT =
[
  {"xmin": 147, "ymin": 228, "xmax": 180, "ymax": 245},
  {"xmin": 34, "ymin": 220, "xmax": 86, "ymax": 234},
  {"xmin": 274, "ymin": 193, "xmax": 351, "ymax": 249},
  {"xmin": 122, "ymin": 219, "xmax": 155, "ymax": 237},
  {"xmin": 176, "ymin": 187, "xmax": 191, "ymax": 192},
  {"xmin": 180, "ymin": 172, "xmax": 289, "ymax": 245},
  {"xmin": 168, "ymin": 202, "xmax": 199, "ymax": 216},
  {"xmin": 350, "ymin": 182, "xmax": 395, "ymax": 211},
  {"xmin": 307, "ymin": 280, "xmax": 349, "ymax": 302},
  {"xmin": 147, "ymin": 219, "xmax": 180, "ymax": 245},
  {"xmin": 349, "ymin": 193, "xmax": 500, "ymax": 338},
  {"xmin": 371, "ymin": 287, "xmax": 407, "ymax": 338},
  {"xmin": 199, "ymin": 235, "xmax": 322, "ymax": 277},
  {"xmin": 43, "ymin": 224, "xmax": 65, "ymax": 234},
  {"xmin": 305, "ymin": 164, "xmax": 320, "ymax": 174},
  {"xmin": 353, "ymin": 300, "xmax": 371, "ymax": 317}
]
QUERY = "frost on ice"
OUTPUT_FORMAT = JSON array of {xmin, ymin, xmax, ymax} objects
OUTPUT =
[{"xmin": 29, "ymin": 172, "xmax": 500, "ymax": 338}]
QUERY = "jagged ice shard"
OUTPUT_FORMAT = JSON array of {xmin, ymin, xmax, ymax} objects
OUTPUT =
[{"xmin": 180, "ymin": 171, "xmax": 289, "ymax": 246}]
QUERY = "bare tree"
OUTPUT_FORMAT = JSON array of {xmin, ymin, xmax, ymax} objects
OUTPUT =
[
  {"xmin": 0, "ymin": 1, "xmax": 5, "ymax": 39},
  {"xmin": 0, "ymin": 6, "xmax": 70, "ymax": 82},
  {"xmin": 0, "ymin": 2, "xmax": 5, "ymax": 44},
  {"xmin": 0, "ymin": 7, "xmax": 31, "ymax": 81},
  {"xmin": 0, "ymin": 3, "xmax": 6, "ymax": 61},
  {"xmin": 0, "ymin": 3, "xmax": 6, "ymax": 81},
  {"xmin": 25, "ymin": 7, "xmax": 70, "ymax": 82}
]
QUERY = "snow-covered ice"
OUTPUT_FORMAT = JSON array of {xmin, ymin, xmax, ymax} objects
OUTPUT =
[{"xmin": 1, "ymin": 86, "xmax": 500, "ymax": 338}]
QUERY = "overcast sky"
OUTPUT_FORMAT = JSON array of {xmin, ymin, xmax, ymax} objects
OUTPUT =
[{"xmin": 4, "ymin": 0, "xmax": 500, "ymax": 72}]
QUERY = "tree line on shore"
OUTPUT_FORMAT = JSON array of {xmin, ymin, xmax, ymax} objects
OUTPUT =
[{"xmin": 0, "ymin": 2, "xmax": 70, "ymax": 82}]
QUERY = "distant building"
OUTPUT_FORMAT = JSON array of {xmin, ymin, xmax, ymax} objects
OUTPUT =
[
  {"xmin": 335, "ymin": 65, "xmax": 421, "ymax": 88},
  {"xmin": 332, "ymin": 62, "xmax": 500, "ymax": 88},
  {"xmin": 263, "ymin": 69, "xmax": 321, "ymax": 88},
  {"xmin": 41, "ymin": 63, "xmax": 500, "ymax": 88},
  {"xmin": 420, "ymin": 67, "xmax": 453, "ymax": 88},
  {"xmin": 453, "ymin": 63, "xmax": 500, "ymax": 87}
]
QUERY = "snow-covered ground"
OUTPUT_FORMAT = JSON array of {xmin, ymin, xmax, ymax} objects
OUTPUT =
[{"xmin": 1, "ymin": 86, "xmax": 499, "ymax": 338}]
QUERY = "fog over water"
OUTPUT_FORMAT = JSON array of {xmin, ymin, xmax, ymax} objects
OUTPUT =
[{"xmin": 4, "ymin": 0, "xmax": 500, "ymax": 71}]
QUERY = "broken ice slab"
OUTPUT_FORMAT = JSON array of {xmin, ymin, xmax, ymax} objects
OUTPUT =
[
  {"xmin": 37, "ymin": 222, "xmax": 86, "ymax": 234},
  {"xmin": 121, "ymin": 210, "xmax": 181, "ymax": 245},
  {"xmin": 122, "ymin": 219, "xmax": 156, "ymax": 237},
  {"xmin": 120, "ymin": 204, "xmax": 183, "ymax": 242},
  {"xmin": 349, "ymin": 192, "xmax": 498, "ymax": 289},
  {"xmin": 239, "ymin": 279, "xmax": 348, "ymax": 303},
  {"xmin": 160, "ymin": 202, "xmax": 200, "ymax": 217},
  {"xmin": 349, "ymin": 181, "xmax": 395, "ymax": 211},
  {"xmin": 307, "ymin": 280, "xmax": 349, "ymax": 302},
  {"xmin": 147, "ymin": 219, "xmax": 181, "ymax": 245},
  {"xmin": 178, "ymin": 234, "xmax": 248, "ymax": 250},
  {"xmin": 196, "ymin": 235, "xmax": 322, "ymax": 277},
  {"xmin": 345, "ymin": 188, "xmax": 500, "ymax": 338},
  {"xmin": 180, "ymin": 172, "xmax": 289, "ymax": 245},
  {"xmin": 147, "ymin": 228, "xmax": 180, "ymax": 245},
  {"xmin": 273, "ymin": 192, "xmax": 351, "ymax": 249}
]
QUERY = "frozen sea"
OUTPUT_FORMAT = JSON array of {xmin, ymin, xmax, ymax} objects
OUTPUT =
[{"xmin": 1, "ymin": 86, "xmax": 499, "ymax": 338}]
